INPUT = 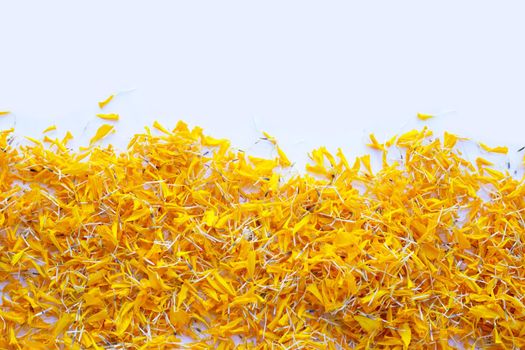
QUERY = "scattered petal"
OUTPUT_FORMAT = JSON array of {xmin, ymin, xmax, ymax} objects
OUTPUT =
[
  {"xmin": 89, "ymin": 124, "xmax": 114, "ymax": 145},
  {"xmin": 98, "ymin": 94, "xmax": 114, "ymax": 109},
  {"xmin": 96, "ymin": 113, "xmax": 119, "ymax": 121}
]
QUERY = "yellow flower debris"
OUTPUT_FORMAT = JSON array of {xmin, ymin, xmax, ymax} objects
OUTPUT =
[
  {"xmin": 96, "ymin": 113, "xmax": 120, "ymax": 121},
  {"xmin": 42, "ymin": 125, "xmax": 57, "ymax": 133},
  {"xmin": 479, "ymin": 141, "xmax": 509, "ymax": 154},
  {"xmin": 89, "ymin": 124, "xmax": 115, "ymax": 145},
  {"xmin": 98, "ymin": 94, "xmax": 114, "ymax": 109},
  {"xmin": 417, "ymin": 112, "xmax": 434, "ymax": 120},
  {"xmin": 367, "ymin": 133, "xmax": 385, "ymax": 151},
  {"xmin": 0, "ymin": 123, "xmax": 524, "ymax": 349}
]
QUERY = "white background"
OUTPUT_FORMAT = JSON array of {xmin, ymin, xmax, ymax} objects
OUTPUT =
[{"xmin": 1, "ymin": 1, "xmax": 524, "ymax": 170}]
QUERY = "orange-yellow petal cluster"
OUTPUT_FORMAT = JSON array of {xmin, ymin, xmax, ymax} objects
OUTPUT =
[{"xmin": 0, "ymin": 123, "xmax": 524, "ymax": 349}]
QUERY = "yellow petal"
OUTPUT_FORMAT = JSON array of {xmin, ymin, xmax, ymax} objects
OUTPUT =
[
  {"xmin": 11, "ymin": 248, "xmax": 28, "ymax": 265},
  {"xmin": 306, "ymin": 284, "xmax": 324, "ymax": 304},
  {"xmin": 367, "ymin": 133, "xmax": 385, "ymax": 151},
  {"xmin": 98, "ymin": 94, "xmax": 114, "ymax": 109},
  {"xmin": 399, "ymin": 322, "xmax": 411, "ymax": 348},
  {"xmin": 87, "ymin": 309, "xmax": 109, "ymax": 323},
  {"xmin": 43, "ymin": 125, "xmax": 57, "ymax": 133},
  {"xmin": 213, "ymin": 271, "xmax": 235, "ymax": 296},
  {"xmin": 262, "ymin": 131, "xmax": 277, "ymax": 145},
  {"xmin": 417, "ymin": 112, "xmax": 434, "ymax": 120},
  {"xmin": 469, "ymin": 305, "xmax": 500, "ymax": 319},
  {"xmin": 89, "ymin": 124, "xmax": 115, "ymax": 145},
  {"xmin": 125, "ymin": 207, "xmax": 150, "ymax": 222},
  {"xmin": 479, "ymin": 142, "xmax": 508, "ymax": 154},
  {"xmin": 354, "ymin": 315, "xmax": 381, "ymax": 333},
  {"xmin": 115, "ymin": 301, "xmax": 134, "ymax": 336},
  {"xmin": 153, "ymin": 120, "xmax": 171, "ymax": 134},
  {"xmin": 96, "ymin": 113, "xmax": 120, "ymax": 121},
  {"xmin": 54, "ymin": 313, "xmax": 73, "ymax": 337},
  {"xmin": 293, "ymin": 214, "xmax": 310, "ymax": 234},
  {"xmin": 277, "ymin": 146, "xmax": 291, "ymax": 167},
  {"xmin": 177, "ymin": 284, "xmax": 189, "ymax": 308},
  {"xmin": 246, "ymin": 250, "xmax": 256, "ymax": 279}
]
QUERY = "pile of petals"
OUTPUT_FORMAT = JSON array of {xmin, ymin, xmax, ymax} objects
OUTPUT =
[{"xmin": 1, "ymin": 122, "xmax": 525, "ymax": 349}]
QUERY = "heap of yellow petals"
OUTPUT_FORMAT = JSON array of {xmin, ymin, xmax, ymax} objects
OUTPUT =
[{"xmin": 1, "ymin": 123, "xmax": 525, "ymax": 349}]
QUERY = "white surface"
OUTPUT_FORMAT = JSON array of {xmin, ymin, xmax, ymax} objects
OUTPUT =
[{"xmin": 0, "ymin": 1, "xmax": 525, "ymax": 170}]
